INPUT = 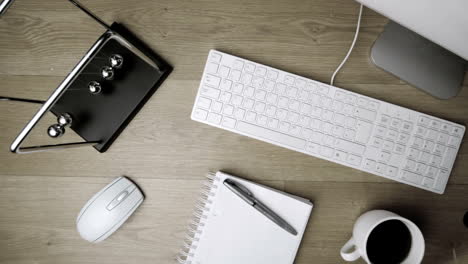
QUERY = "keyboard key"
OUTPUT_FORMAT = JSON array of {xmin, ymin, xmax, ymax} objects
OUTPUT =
[
  {"xmin": 207, "ymin": 113, "xmax": 222, "ymax": 124},
  {"xmin": 320, "ymin": 146, "xmax": 334, "ymax": 157},
  {"xmin": 193, "ymin": 108, "xmax": 208, "ymax": 120},
  {"xmin": 266, "ymin": 93, "xmax": 278, "ymax": 104},
  {"xmin": 440, "ymin": 123, "xmax": 451, "ymax": 133},
  {"xmin": 422, "ymin": 140, "xmax": 435, "ymax": 152},
  {"xmin": 310, "ymin": 119, "xmax": 322, "ymax": 130},
  {"xmin": 306, "ymin": 142, "xmax": 320, "ymax": 153},
  {"xmin": 334, "ymin": 139, "xmax": 366, "ymax": 155},
  {"xmin": 335, "ymin": 91, "xmax": 346, "ymax": 101},
  {"xmin": 233, "ymin": 60, "xmax": 244, "ymax": 70},
  {"xmin": 276, "ymin": 83, "xmax": 287, "ymax": 95},
  {"xmin": 279, "ymin": 121, "xmax": 290, "ymax": 132},
  {"xmin": 299, "ymin": 116, "xmax": 310, "ymax": 127},
  {"xmin": 289, "ymin": 100, "xmax": 300, "ymax": 112},
  {"xmin": 410, "ymin": 137, "xmax": 424, "ymax": 149},
  {"xmin": 237, "ymin": 121, "xmax": 306, "ymax": 149},
  {"xmin": 371, "ymin": 137, "xmax": 383, "ymax": 148},
  {"xmin": 397, "ymin": 133, "xmax": 410, "ymax": 144},
  {"xmin": 243, "ymin": 98, "xmax": 254, "ymax": 109},
  {"xmin": 222, "ymin": 117, "xmax": 236, "ymax": 128},
  {"xmin": 354, "ymin": 107, "xmax": 376, "ymax": 121},
  {"xmin": 333, "ymin": 150, "xmax": 347, "ymax": 162},
  {"xmin": 451, "ymin": 126, "xmax": 464, "ymax": 137},
  {"xmin": 290, "ymin": 124, "xmax": 301, "ymax": 136},
  {"xmin": 310, "ymin": 131, "xmax": 324, "ymax": 143},
  {"xmin": 201, "ymin": 86, "xmax": 221, "ymax": 99},
  {"xmin": 426, "ymin": 166, "xmax": 438, "ymax": 178},
  {"xmin": 379, "ymin": 115, "xmax": 391, "ymax": 127},
  {"xmin": 426, "ymin": 129, "xmax": 438, "ymax": 141},
  {"xmin": 386, "ymin": 130, "xmax": 398, "ymax": 141},
  {"xmin": 382, "ymin": 140, "xmax": 394, "ymax": 152},
  {"xmin": 223, "ymin": 105, "xmax": 234, "ymax": 115},
  {"xmin": 251, "ymin": 76, "xmax": 264, "ymax": 88},
  {"xmin": 232, "ymin": 83, "xmax": 244, "ymax": 94},
  {"xmin": 296, "ymin": 79, "xmax": 307, "ymax": 89},
  {"xmin": 279, "ymin": 97, "xmax": 289, "ymax": 108},
  {"xmin": 255, "ymin": 66, "xmax": 267, "ymax": 76},
  {"xmin": 209, "ymin": 52, "xmax": 222, "ymax": 62},
  {"xmin": 422, "ymin": 177, "xmax": 435, "ymax": 188},
  {"xmin": 345, "ymin": 117, "xmax": 356, "ymax": 128},
  {"xmin": 287, "ymin": 112, "xmax": 299, "ymax": 123},
  {"xmin": 441, "ymin": 147, "xmax": 457, "ymax": 169},
  {"xmin": 414, "ymin": 126, "xmax": 426, "ymax": 137},
  {"xmin": 415, "ymin": 163, "xmax": 427, "ymax": 175},
  {"xmin": 316, "ymin": 85, "xmax": 329, "ymax": 95},
  {"xmin": 266, "ymin": 70, "xmax": 278, "ymax": 80},
  {"xmin": 344, "ymin": 129, "xmax": 356, "ymax": 141},
  {"xmin": 244, "ymin": 86, "xmax": 255, "ymax": 97},
  {"xmin": 436, "ymin": 133, "xmax": 449, "ymax": 144},
  {"xmin": 434, "ymin": 170, "xmax": 450, "ymax": 192},
  {"xmin": 277, "ymin": 109, "xmax": 288, "ymax": 120},
  {"xmin": 206, "ymin": 62, "xmax": 219, "ymax": 74},
  {"xmin": 386, "ymin": 166, "xmax": 398, "ymax": 177},
  {"xmin": 323, "ymin": 135, "xmax": 335, "ymax": 146},
  {"xmin": 322, "ymin": 110, "xmax": 333, "ymax": 121},
  {"xmin": 417, "ymin": 116, "xmax": 430, "ymax": 126},
  {"xmin": 264, "ymin": 79, "xmax": 275, "ymax": 91},
  {"xmin": 235, "ymin": 108, "xmax": 246, "ymax": 120},
  {"xmin": 364, "ymin": 159, "xmax": 376, "ymax": 171},
  {"xmin": 332, "ymin": 125, "xmax": 344, "ymax": 137},
  {"xmin": 197, "ymin": 97, "xmax": 212, "ymax": 109},
  {"xmin": 232, "ymin": 95, "xmax": 243, "ymax": 106},
  {"xmin": 347, "ymin": 154, "xmax": 362, "ymax": 166},
  {"xmin": 404, "ymin": 160, "xmax": 417, "ymax": 171},
  {"xmin": 419, "ymin": 151, "xmax": 431, "ymax": 163},
  {"xmin": 246, "ymin": 111, "xmax": 256, "ymax": 122},
  {"xmin": 245, "ymin": 63, "xmax": 255, "ymax": 72},
  {"xmin": 390, "ymin": 118, "xmax": 402, "ymax": 130},
  {"xmin": 332, "ymin": 101, "xmax": 343, "ymax": 112},
  {"xmin": 287, "ymin": 87, "xmax": 298, "ymax": 97},
  {"xmin": 429, "ymin": 119, "xmax": 441, "ymax": 130},
  {"xmin": 429, "ymin": 155, "xmax": 442, "ymax": 167},
  {"xmin": 257, "ymin": 115, "xmax": 268, "ymax": 126},
  {"xmin": 254, "ymin": 102, "xmax": 266, "ymax": 113},
  {"xmin": 284, "ymin": 75, "xmax": 295, "ymax": 85},
  {"xmin": 375, "ymin": 163, "xmax": 387, "ymax": 174},
  {"xmin": 433, "ymin": 144, "xmax": 446, "ymax": 156},
  {"xmin": 357, "ymin": 97, "xmax": 368, "ymax": 107},
  {"xmin": 408, "ymin": 148, "xmax": 420, "ymax": 160},
  {"xmin": 378, "ymin": 151, "xmax": 391, "ymax": 162},
  {"xmin": 401, "ymin": 121, "xmax": 414, "ymax": 134},
  {"xmin": 322, "ymin": 122, "xmax": 333, "ymax": 134},
  {"xmin": 334, "ymin": 114, "xmax": 346, "ymax": 124},
  {"xmin": 355, "ymin": 120, "xmax": 373, "ymax": 144},
  {"xmin": 212, "ymin": 101, "xmax": 223, "ymax": 113},
  {"xmin": 401, "ymin": 170, "xmax": 423, "ymax": 184},
  {"xmin": 344, "ymin": 94, "xmax": 357, "ymax": 105},
  {"xmin": 241, "ymin": 73, "xmax": 253, "ymax": 85},
  {"xmin": 367, "ymin": 101, "xmax": 380, "ymax": 111},
  {"xmin": 301, "ymin": 128, "xmax": 312, "ymax": 139},
  {"xmin": 298, "ymin": 90, "xmax": 309, "ymax": 101},
  {"xmin": 255, "ymin": 89, "xmax": 267, "ymax": 101},
  {"xmin": 266, "ymin": 105, "xmax": 277, "ymax": 117},
  {"xmin": 220, "ymin": 91, "xmax": 231, "ymax": 102},
  {"xmin": 219, "ymin": 66, "xmax": 230, "ymax": 78},
  {"xmin": 448, "ymin": 136, "xmax": 461, "ymax": 147}
]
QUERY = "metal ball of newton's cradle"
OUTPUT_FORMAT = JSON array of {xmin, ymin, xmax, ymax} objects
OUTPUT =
[
  {"xmin": 47, "ymin": 113, "xmax": 73, "ymax": 138},
  {"xmin": 109, "ymin": 54, "xmax": 124, "ymax": 69},
  {"xmin": 101, "ymin": 66, "xmax": 115, "ymax": 80},
  {"xmin": 88, "ymin": 81, "xmax": 102, "ymax": 95}
]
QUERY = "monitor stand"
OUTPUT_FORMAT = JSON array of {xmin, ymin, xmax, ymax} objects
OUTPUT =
[{"xmin": 370, "ymin": 21, "xmax": 466, "ymax": 99}]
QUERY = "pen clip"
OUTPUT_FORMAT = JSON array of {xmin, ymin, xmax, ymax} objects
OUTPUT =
[{"xmin": 225, "ymin": 179, "xmax": 253, "ymax": 196}]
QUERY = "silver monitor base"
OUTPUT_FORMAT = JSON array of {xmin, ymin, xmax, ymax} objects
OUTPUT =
[{"xmin": 371, "ymin": 21, "xmax": 466, "ymax": 99}]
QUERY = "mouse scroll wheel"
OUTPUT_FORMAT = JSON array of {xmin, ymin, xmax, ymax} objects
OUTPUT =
[{"xmin": 106, "ymin": 190, "xmax": 130, "ymax": 211}]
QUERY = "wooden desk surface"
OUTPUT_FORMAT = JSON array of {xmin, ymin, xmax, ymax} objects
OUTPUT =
[{"xmin": 1, "ymin": 0, "xmax": 467, "ymax": 263}]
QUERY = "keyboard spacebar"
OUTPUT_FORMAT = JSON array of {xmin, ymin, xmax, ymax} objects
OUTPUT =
[{"xmin": 237, "ymin": 121, "xmax": 306, "ymax": 149}]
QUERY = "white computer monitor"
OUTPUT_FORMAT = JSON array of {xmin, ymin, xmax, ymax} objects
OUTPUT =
[{"xmin": 355, "ymin": 0, "xmax": 467, "ymax": 99}]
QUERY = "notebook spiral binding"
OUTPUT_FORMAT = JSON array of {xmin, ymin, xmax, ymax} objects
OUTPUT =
[{"xmin": 176, "ymin": 172, "xmax": 220, "ymax": 264}]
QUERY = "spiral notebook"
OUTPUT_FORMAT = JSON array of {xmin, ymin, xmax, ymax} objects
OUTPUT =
[{"xmin": 177, "ymin": 171, "xmax": 313, "ymax": 264}]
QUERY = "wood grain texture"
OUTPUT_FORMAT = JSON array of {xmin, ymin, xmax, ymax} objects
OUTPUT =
[{"xmin": 0, "ymin": 0, "xmax": 467, "ymax": 263}]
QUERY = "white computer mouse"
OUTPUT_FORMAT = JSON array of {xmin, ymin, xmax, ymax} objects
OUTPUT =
[{"xmin": 76, "ymin": 176, "xmax": 144, "ymax": 243}]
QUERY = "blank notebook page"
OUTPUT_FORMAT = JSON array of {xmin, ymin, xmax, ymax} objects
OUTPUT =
[{"xmin": 186, "ymin": 172, "xmax": 313, "ymax": 264}]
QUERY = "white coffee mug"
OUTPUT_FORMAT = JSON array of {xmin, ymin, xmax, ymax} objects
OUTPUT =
[{"xmin": 340, "ymin": 210, "xmax": 425, "ymax": 264}]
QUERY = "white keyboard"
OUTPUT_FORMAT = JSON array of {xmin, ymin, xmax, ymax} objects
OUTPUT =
[{"xmin": 191, "ymin": 50, "xmax": 465, "ymax": 194}]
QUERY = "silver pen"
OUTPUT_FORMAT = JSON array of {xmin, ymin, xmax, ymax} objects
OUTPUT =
[{"xmin": 223, "ymin": 179, "xmax": 298, "ymax": 236}]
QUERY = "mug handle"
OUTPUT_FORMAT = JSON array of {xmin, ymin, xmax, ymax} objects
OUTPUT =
[{"xmin": 340, "ymin": 237, "xmax": 361, "ymax": 261}]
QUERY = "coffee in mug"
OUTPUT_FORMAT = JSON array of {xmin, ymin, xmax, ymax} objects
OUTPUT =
[{"xmin": 340, "ymin": 210, "xmax": 425, "ymax": 264}]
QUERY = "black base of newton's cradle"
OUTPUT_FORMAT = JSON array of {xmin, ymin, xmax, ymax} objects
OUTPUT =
[{"xmin": 51, "ymin": 23, "xmax": 172, "ymax": 152}]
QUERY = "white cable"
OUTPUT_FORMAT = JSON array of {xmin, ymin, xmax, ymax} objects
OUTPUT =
[{"xmin": 330, "ymin": 4, "xmax": 363, "ymax": 86}]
